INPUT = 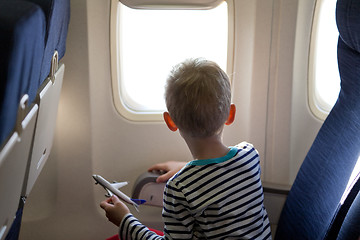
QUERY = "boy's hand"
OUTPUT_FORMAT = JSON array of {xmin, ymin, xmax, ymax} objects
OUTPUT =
[
  {"xmin": 148, "ymin": 161, "xmax": 186, "ymax": 183},
  {"xmin": 100, "ymin": 195, "xmax": 130, "ymax": 226}
]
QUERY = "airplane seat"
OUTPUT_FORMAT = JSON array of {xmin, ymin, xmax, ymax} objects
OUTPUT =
[
  {"xmin": 21, "ymin": 0, "xmax": 70, "ymax": 198},
  {"xmin": 337, "ymin": 185, "xmax": 360, "ymax": 239},
  {"xmin": 0, "ymin": 2, "xmax": 45, "ymax": 240},
  {"xmin": 0, "ymin": 0, "xmax": 70, "ymax": 239},
  {"xmin": 275, "ymin": 0, "xmax": 360, "ymax": 239},
  {"xmin": 0, "ymin": 0, "xmax": 44, "ymax": 146},
  {"xmin": 24, "ymin": 0, "xmax": 70, "ymax": 81}
]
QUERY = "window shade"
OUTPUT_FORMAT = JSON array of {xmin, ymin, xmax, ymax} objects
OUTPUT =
[{"xmin": 119, "ymin": 0, "xmax": 224, "ymax": 9}]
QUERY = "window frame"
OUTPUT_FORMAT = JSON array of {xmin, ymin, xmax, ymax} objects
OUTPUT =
[
  {"xmin": 119, "ymin": 0, "xmax": 225, "ymax": 10},
  {"xmin": 308, "ymin": 0, "xmax": 340, "ymax": 120},
  {"xmin": 110, "ymin": 0, "xmax": 234, "ymax": 121}
]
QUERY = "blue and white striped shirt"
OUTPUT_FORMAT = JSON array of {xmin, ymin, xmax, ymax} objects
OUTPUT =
[{"xmin": 120, "ymin": 142, "xmax": 272, "ymax": 239}]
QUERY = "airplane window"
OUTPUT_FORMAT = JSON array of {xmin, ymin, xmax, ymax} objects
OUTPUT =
[
  {"xmin": 309, "ymin": 0, "xmax": 340, "ymax": 120},
  {"xmin": 111, "ymin": 1, "xmax": 231, "ymax": 121}
]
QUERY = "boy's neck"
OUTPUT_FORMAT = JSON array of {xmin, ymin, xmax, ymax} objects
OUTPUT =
[{"xmin": 181, "ymin": 132, "xmax": 230, "ymax": 160}]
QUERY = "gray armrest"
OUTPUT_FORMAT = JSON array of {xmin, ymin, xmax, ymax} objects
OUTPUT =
[
  {"xmin": 132, "ymin": 172, "xmax": 166, "ymax": 207},
  {"xmin": 263, "ymin": 181, "xmax": 291, "ymax": 195}
]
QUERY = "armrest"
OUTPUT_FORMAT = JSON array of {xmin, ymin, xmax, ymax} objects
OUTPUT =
[
  {"xmin": 263, "ymin": 181, "xmax": 291, "ymax": 195},
  {"xmin": 132, "ymin": 172, "xmax": 166, "ymax": 207}
]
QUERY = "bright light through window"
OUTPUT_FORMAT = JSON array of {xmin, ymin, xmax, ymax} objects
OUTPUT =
[
  {"xmin": 310, "ymin": 0, "xmax": 340, "ymax": 119},
  {"xmin": 118, "ymin": 2, "xmax": 228, "ymax": 113},
  {"xmin": 341, "ymin": 157, "xmax": 360, "ymax": 205}
]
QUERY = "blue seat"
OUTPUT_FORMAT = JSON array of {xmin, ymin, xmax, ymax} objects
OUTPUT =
[
  {"xmin": 275, "ymin": 0, "xmax": 360, "ymax": 239},
  {"xmin": 0, "ymin": 0, "xmax": 69, "ymax": 239},
  {"xmin": 0, "ymin": 0, "xmax": 45, "ymax": 145},
  {"xmin": 0, "ymin": 0, "xmax": 70, "ymax": 146},
  {"xmin": 0, "ymin": 2, "xmax": 45, "ymax": 240},
  {"xmin": 338, "ymin": 186, "xmax": 360, "ymax": 239},
  {"xmin": 21, "ymin": 0, "xmax": 70, "ymax": 197},
  {"xmin": 24, "ymin": 0, "xmax": 70, "ymax": 81}
]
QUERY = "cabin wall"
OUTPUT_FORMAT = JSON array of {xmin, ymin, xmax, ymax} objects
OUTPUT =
[{"xmin": 20, "ymin": 0, "xmax": 323, "ymax": 239}]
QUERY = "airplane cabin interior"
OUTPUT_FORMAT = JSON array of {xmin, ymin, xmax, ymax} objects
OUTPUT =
[{"xmin": 0, "ymin": 0, "xmax": 359, "ymax": 239}]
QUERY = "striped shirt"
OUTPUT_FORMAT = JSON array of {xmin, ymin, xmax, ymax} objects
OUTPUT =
[{"xmin": 120, "ymin": 142, "xmax": 272, "ymax": 239}]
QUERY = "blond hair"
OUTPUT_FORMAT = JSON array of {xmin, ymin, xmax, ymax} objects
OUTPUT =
[{"xmin": 165, "ymin": 58, "xmax": 231, "ymax": 138}]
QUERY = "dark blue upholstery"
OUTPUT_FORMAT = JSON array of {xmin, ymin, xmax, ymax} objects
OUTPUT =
[
  {"xmin": 4, "ymin": 205, "xmax": 23, "ymax": 240},
  {"xmin": 0, "ymin": 1, "xmax": 45, "ymax": 144},
  {"xmin": 0, "ymin": 1, "xmax": 70, "ymax": 238},
  {"xmin": 0, "ymin": 0, "xmax": 70, "ymax": 146},
  {"xmin": 275, "ymin": 0, "xmax": 360, "ymax": 239},
  {"xmin": 25, "ymin": 0, "xmax": 70, "ymax": 81},
  {"xmin": 338, "ymin": 190, "xmax": 360, "ymax": 239}
]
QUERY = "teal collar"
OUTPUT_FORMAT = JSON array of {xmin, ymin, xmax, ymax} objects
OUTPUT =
[{"xmin": 187, "ymin": 147, "xmax": 238, "ymax": 166}]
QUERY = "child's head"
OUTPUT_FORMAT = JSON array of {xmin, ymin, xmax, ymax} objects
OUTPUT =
[{"xmin": 164, "ymin": 58, "xmax": 232, "ymax": 138}]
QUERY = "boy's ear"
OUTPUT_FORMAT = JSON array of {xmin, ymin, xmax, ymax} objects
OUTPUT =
[
  {"xmin": 225, "ymin": 104, "xmax": 236, "ymax": 126},
  {"xmin": 163, "ymin": 112, "xmax": 178, "ymax": 132}
]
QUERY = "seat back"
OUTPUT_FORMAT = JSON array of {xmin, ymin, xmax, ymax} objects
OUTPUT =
[
  {"xmin": 275, "ymin": 0, "xmax": 360, "ymax": 239},
  {"xmin": 0, "ymin": 0, "xmax": 70, "ymax": 239},
  {"xmin": 21, "ymin": 0, "xmax": 70, "ymax": 196},
  {"xmin": 337, "ymin": 185, "xmax": 360, "ymax": 239},
  {"xmin": 0, "ymin": 2, "xmax": 44, "ymax": 239}
]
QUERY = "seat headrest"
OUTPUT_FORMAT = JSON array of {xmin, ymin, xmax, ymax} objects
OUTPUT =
[
  {"xmin": 24, "ymin": 0, "xmax": 70, "ymax": 81},
  {"xmin": 336, "ymin": 0, "xmax": 360, "ymax": 53}
]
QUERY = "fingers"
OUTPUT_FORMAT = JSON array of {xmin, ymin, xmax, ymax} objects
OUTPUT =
[
  {"xmin": 100, "ymin": 198, "xmax": 111, "ymax": 209},
  {"xmin": 148, "ymin": 163, "xmax": 168, "ymax": 172},
  {"xmin": 111, "ymin": 195, "xmax": 121, "ymax": 204},
  {"xmin": 100, "ymin": 195, "xmax": 121, "ymax": 209},
  {"xmin": 148, "ymin": 162, "xmax": 172, "ymax": 183},
  {"xmin": 148, "ymin": 161, "xmax": 187, "ymax": 183},
  {"xmin": 156, "ymin": 171, "xmax": 174, "ymax": 183},
  {"xmin": 100, "ymin": 196, "xmax": 130, "ymax": 227}
]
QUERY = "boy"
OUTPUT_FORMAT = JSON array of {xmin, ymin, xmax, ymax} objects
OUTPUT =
[{"xmin": 100, "ymin": 58, "xmax": 272, "ymax": 239}]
